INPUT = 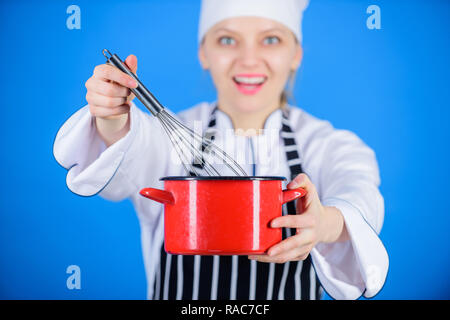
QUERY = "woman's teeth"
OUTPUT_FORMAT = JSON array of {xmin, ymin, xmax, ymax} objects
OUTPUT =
[
  {"xmin": 233, "ymin": 76, "xmax": 266, "ymax": 85},
  {"xmin": 233, "ymin": 75, "xmax": 267, "ymax": 95}
]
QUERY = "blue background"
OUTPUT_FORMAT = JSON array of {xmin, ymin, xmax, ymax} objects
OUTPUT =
[{"xmin": 0, "ymin": 0, "xmax": 448, "ymax": 299}]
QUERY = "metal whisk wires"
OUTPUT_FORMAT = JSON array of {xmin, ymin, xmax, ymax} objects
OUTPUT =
[{"xmin": 157, "ymin": 109, "xmax": 247, "ymax": 176}]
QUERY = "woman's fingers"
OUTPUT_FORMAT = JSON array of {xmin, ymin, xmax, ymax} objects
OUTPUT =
[
  {"xmin": 125, "ymin": 54, "xmax": 138, "ymax": 73},
  {"xmin": 248, "ymin": 227, "xmax": 316, "ymax": 263},
  {"xmin": 86, "ymin": 91, "xmax": 128, "ymax": 108},
  {"xmin": 271, "ymin": 212, "xmax": 316, "ymax": 229},
  {"xmin": 287, "ymin": 173, "xmax": 310, "ymax": 189},
  {"xmin": 267, "ymin": 232, "xmax": 315, "ymax": 257},
  {"xmin": 124, "ymin": 55, "xmax": 138, "ymax": 103},
  {"xmin": 249, "ymin": 242, "xmax": 312, "ymax": 264},
  {"xmin": 85, "ymin": 55, "xmax": 138, "ymax": 114},
  {"xmin": 89, "ymin": 103, "xmax": 131, "ymax": 118},
  {"xmin": 86, "ymin": 77, "xmax": 131, "ymax": 98},
  {"xmin": 93, "ymin": 64, "xmax": 137, "ymax": 88},
  {"xmin": 287, "ymin": 173, "xmax": 319, "ymax": 209}
]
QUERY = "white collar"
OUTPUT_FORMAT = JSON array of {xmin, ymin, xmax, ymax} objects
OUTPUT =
[{"xmin": 212, "ymin": 103, "xmax": 283, "ymax": 135}]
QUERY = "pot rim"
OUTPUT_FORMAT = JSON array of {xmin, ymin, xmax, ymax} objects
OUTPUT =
[{"xmin": 160, "ymin": 176, "xmax": 286, "ymax": 181}]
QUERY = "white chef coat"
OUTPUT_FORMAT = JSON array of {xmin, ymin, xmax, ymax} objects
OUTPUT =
[{"xmin": 53, "ymin": 101, "xmax": 389, "ymax": 300}]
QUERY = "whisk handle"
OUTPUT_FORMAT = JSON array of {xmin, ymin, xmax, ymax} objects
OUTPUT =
[{"xmin": 102, "ymin": 49, "xmax": 163, "ymax": 116}]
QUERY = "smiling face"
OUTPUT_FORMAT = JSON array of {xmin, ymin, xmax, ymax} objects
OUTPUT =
[{"xmin": 198, "ymin": 16, "xmax": 303, "ymax": 116}]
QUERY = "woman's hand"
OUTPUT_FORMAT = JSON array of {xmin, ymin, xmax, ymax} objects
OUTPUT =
[
  {"xmin": 85, "ymin": 54, "xmax": 138, "ymax": 146},
  {"xmin": 86, "ymin": 54, "xmax": 138, "ymax": 118},
  {"xmin": 248, "ymin": 173, "xmax": 349, "ymax": 263}
]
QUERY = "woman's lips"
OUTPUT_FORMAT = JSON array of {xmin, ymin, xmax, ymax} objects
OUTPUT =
[{"xmin": 233, "ymin": 74, "xmax": 267, "ymax": 95}]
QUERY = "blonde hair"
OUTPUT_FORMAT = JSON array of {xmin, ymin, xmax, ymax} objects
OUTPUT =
[
  {"xmin": 281, "ymin": 32, "xmax": 299, "ymax": 110},
  {"xmin": 280, "ymin": 69, "xmax": 297, "ymax": 110}
]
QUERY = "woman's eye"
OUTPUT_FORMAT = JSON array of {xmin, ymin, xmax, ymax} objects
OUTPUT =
[
  {"xmin": 219, "ymin": 36, "xmax": 236, "ymax": 46},
  {"xmin": 263, "ymin": 36, "xmax": 280, "ymax": 45}
]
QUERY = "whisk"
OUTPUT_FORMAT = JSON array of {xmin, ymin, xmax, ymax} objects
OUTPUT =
[{"xmin": 102, "ymin": 49, "xmax": 247, "ymax": 177}]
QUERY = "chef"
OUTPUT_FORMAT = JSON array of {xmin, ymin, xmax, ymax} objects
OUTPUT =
[{"xmin": 53, "ymin": 0, "xmax": 389, "ymax": 300}]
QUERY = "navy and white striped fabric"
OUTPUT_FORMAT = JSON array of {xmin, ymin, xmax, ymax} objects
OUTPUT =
[{"xmin": 154, "ymin": 106, "xmax": 321, "ymax": 300}]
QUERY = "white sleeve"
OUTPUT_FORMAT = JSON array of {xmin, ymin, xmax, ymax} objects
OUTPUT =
[
  {"xmin": 309, "ymin": 128, "xmax": 389, "ymax": 300},
  {"xmin": 53, "ymin": 102, "xmax": 171, "ymax": 202}
]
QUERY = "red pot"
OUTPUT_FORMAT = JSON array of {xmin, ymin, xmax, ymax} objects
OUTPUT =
[{"xmin": 139, "ymin": 176, "xmax": 306, "ymax": 255}]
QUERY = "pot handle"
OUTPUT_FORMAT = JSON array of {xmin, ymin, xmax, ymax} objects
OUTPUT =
[
  {"xmin": 281, "ymin": 187, "xmax": 307, "ymax": 205},
  {"xmin": 139, "ymin": 188, "xmax": 175, "ymax": 205}
]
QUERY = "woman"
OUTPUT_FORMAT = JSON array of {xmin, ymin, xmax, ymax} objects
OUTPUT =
[{"xmin": 54, "ymin": 0, "xmax": 388, "ymax": 300}]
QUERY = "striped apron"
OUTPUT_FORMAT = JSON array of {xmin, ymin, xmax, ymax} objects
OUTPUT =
[{"xmin": 153, "ymin": 106, "xmax": 321, "ymax": 300}]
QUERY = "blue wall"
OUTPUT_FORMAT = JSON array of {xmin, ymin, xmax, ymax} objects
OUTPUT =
[{"xmin": 0, "ymin": 0, "xmax": 448, "ymax": 299}]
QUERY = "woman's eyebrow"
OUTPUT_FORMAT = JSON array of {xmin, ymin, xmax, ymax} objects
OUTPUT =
[
  {"xmin": 213, "ymin": 27, "xmax": 287, "ymax": 35},
  {"xmin": 260, "ymin": 27, "xmax": 287, "ymax": 34},
  {"xmin": 213, "ymin": 27, "xmax": 239, "ymax": 34}
]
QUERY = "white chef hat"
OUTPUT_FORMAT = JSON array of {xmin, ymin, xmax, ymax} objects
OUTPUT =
[{"xmin": 198, "ymin": 0, "xmax": 309, "ymax": 44}]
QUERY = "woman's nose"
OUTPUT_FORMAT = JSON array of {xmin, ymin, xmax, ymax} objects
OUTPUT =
[{"xmin": 237, "ymin": 44, "xmax": 261, "ymax": 67}]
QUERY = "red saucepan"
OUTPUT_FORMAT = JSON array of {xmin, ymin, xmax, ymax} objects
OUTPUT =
[{"xmin": 139, "ymin": 176, "xmax": 306, "ymax": 255}]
